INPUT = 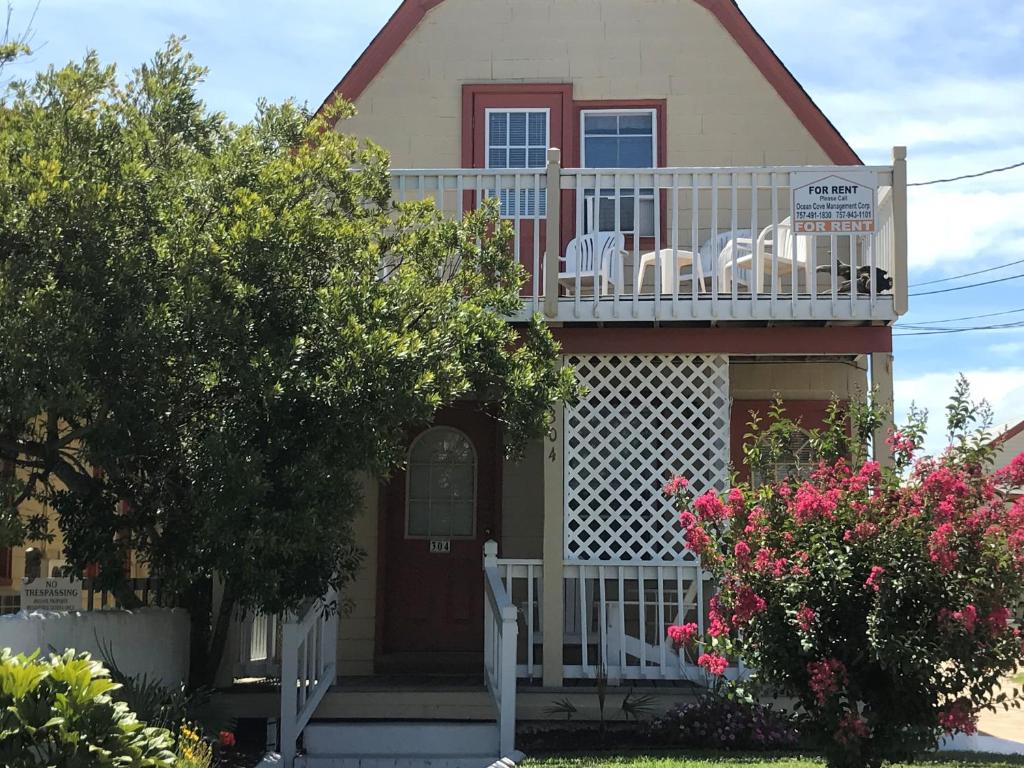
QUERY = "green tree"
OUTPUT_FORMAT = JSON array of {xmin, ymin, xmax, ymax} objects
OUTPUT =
[{"xmin": 0, "ymin": 40, "xmax": 577, "ymax": 684}]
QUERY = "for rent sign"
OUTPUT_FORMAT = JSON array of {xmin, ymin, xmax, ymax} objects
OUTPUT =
[{"xmin": 791, "ymin": 172, "xmax": 876, "ymax": 234}]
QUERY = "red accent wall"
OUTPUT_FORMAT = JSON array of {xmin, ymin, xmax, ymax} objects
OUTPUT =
[{"xmin": 731, "ymin": 399, "xmax": 834, "ymax": 481}]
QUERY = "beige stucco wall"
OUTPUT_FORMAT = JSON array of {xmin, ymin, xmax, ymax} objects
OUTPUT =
[
  {"xmin": 336, "ymin": 473, "xmax": 380, "ymax": 676},
  {"xmin": 340, "ymin": 0, "xmax": 833, "ymax": 168},
  {"xmin": 501, "ymin": 439, "xmax": 545, "ymax": 559},
  {"xmin": 730, "ymin": 358, "xmax": 868, "ymax": 400}
]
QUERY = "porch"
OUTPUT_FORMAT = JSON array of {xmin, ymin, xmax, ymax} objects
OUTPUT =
[{"xmin": 389, "ymin": 148, "xmax": 908, "ymax": 325}]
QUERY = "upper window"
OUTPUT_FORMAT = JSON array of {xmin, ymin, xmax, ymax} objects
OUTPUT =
[
  {"xmin": 406, "ymin": 427, "xmax": 477, "ymax": 539},
  {"xmin": 485, "ymin": 109, "xmax": 549, "ymax": 218},
  {"xmin": 581, "ymin": 110, "xmax": 657, "ymax": 235},
  {"xmin": 752, "ymin": 431, "xmax": 817, "ymax": 489},
  {"xmin": 582, "ymin": 111, "xmax": 656, "ymax": 169}
]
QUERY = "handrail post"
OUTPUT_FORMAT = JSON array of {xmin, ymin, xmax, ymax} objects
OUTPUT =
[
  {"xmin": 484, "ymin": 539, "xmax": 499, "ymax": 569},
  {"xmin": 891, "ymin": 146, "xmax": 908, "ymax": 316},
  {"xmin": 499, "ymin": 604, "xmax": 519, "ymax": 756},
  {"xmin": 544, "ymin": 148, "xmax": 562, "ymax": 319},
  {"xmin": 279, "ymin": 611, "xmax": 299, "ymax": 768}
]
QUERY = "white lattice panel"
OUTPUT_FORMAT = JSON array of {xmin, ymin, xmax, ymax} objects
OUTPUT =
[{"xmin": 564, "ymin": 354, "xmax": 730, "ymax": 562}]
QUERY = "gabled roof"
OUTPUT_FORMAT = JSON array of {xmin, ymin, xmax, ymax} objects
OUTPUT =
[
  {"xmin": 317, "ymin": 0, "xmax": 861, "ymax": 165},
  {"xmin": 993, "ymin": 419, "xmax": 1024, "ymax": 447}
]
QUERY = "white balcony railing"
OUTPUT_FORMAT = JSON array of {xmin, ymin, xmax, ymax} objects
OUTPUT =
[{"xmin": 390, "ymin": 148, "xmax": 908, "ymax": 324}]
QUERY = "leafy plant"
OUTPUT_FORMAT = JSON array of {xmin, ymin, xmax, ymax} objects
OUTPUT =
[
  {"xmin": 663, "ymin": 378, "xmax": 1024, "ymax": 768},
  {"xmin": 620, "ymin": 689, "xmax": 657, "ymax": 721},
  {"xmin": 647, "ymin": 694, "xmax": 799, "ymax": 750},
  {"xmin": 0, "ymin": 38, "xmax": 579, "ymax": 685},
  {"xmin": 544, "ymin": 697, "xmax": 578, "ymax": 721},
  {"xmin": 177, "ymin": 723, "xmax": 213, "ymax": 768},
  {"xmin": 0, "ymin": 649, "xmax": 176, "ymax": 767}
]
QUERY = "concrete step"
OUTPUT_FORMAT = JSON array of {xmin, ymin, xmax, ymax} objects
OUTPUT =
[
  {"xmin": 303, "ymin": 721, "xmax": 500, "ymax": 758},
  {"xmin": 314, "ymin": 689, "xmax": 495, "ymax": 721}
]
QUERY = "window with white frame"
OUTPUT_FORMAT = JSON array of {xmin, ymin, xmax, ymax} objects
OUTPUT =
[
  {"xmin": 581, "ymin": 109, "xmax": 657, "ymax": 236},
  {"xmin": 485, "ymin": 109, "xmax": 548, "ymax": 218}
]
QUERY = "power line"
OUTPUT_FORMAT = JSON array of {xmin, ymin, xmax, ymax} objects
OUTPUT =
[
  {"xmin": 908, "ymin": 160, "xmax": 1024, "ymax": 187},
  {"xmin": 909, "ymin": 258, "xmax": 1024, "ymax": 288},
  {"xmin": 904, "ymin": 307, "xmax": 1024, "ymax": 325},
  {"xmin": 894, "ymin": 321, "xmax": 1024, "ymax": 337},
  {"xmin": 909, "ymin": 272, "xmax": 1024, "ymax": 297}
]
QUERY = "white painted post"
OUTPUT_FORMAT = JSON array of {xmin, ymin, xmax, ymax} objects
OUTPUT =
[
  {"xmin": 499, "ymin": 603, "xmax": 519, "ymax": 757},
  {"xmin": 891, "ymin": 146, "xmax": 908, "ymax": 316},
  {"xmin": 871, "ymin": 352, "xmax": 896, "ymax": 468},
  {"xmin": 542, "ymin": 400, "xmax": 565, "ymax": 688},
  {"xmin": 544, "ymin": 148, "xmax": 562, "ymax": 318},
  {"xmin": 279, "ymin": 612, "xmax": 299, "ymax": 768}
]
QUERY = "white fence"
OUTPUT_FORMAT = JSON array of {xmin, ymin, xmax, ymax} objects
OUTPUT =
[
  {"xmin": 389, "ymin": 150, "xmax": 907, "ymax": 324},
  {"xmin": 483, "ymin": 542, "xmax": 518, "ymax": 757},
  {"xmin": 0, "ymin": 608, "xmax": 190, "ymax": 686},
  {"xmin": 496, "ymin": 559, "xmax": 737, "ymax": 683},
  {"xmin": 279, "ymin": 590, "xmax": 338, "ymax": 768}
]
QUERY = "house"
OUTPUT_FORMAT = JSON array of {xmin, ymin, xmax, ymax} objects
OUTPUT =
[
  {"xmin": 994, "ymin": 420, "xmax": 1024, "ymax": 501},
  {"xmin": 226, "ymin": 1, "xmax": 908, "ymax": 764}
]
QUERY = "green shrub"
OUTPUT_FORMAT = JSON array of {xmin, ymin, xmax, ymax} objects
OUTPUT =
[{"xmin": 0, "ymin": 649, "xmax": 177, "ymax": 767}]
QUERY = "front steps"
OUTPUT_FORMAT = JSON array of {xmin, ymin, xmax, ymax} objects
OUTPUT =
[{"xmin": 297, "ymin": 721, "xmax": 509, "ymax": 768}]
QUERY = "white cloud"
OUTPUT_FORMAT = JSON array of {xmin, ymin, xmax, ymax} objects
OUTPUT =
[{"xmin": 894, "ymin": 369, "xmax": 1024, "ymax": 456}]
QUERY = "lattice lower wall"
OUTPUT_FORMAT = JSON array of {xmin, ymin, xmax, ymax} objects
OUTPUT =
[{"xmin": 564, "ymin": 354, "xmax": 730, "ymax": 562}]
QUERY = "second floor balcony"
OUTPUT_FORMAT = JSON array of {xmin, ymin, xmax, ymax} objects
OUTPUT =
[{"xmin": 390, "ymin": 148, "xmax": 908, "ymax": 325}]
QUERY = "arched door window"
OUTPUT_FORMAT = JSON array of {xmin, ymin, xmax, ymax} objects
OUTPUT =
[{"xmin": 406, "ymin": 427, "xmax": 477, "ymax": 539}]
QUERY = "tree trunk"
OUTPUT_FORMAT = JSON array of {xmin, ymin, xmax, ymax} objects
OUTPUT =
[
  {"xmin": 185, "ymin": 577, "xmax": 213, "ymax": 690},
  {"xmin": 204, "ymin": 589, "xmax": 236, "ymax": 688}
]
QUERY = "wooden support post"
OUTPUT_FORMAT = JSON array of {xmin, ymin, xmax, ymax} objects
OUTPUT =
[
  {"xmin": 872, "ymin": 352, "xmax": 895, "ymax": 468},
  {"xmin": 542, "ymin": 398, "xmax": 565, "ymax": 687},
  {"xmin": 892, "ymin": 146, "xmax": 908, "ymax": 316},
  {"xmin": 544, "ymin": 148, "xmax": 562, "ymax": 319}
]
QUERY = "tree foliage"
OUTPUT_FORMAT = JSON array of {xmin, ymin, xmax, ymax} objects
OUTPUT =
[
  {"xmin": 0, "ymin": 40, "xmax": 578, "ymax": 679},
  {"xmin": 663, "ymin": 379, "xmax": 1024, "ymax": 768}
]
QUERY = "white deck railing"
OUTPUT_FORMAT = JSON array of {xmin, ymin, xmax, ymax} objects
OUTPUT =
[
  {"xmin": 390, "ymin": 148, "xmax": 908, "ymax": 324},
  {"xmin": 237, "ymin": 611, "xmax": 280, "ymax": 678},
  {"xmin": 496, "ymin": 558, "xmax": 740, "ymax": 683},
  {"xmin": 279, "ymin": 589, "xmax": 339, "ymax": 768},
  {"xmin": 483, "ymin": 542, "xmax": 519, "ymax": 757}
]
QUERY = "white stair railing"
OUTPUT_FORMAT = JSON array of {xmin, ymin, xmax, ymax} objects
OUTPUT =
[
  {"xmin": 483, "ymin": 541, "xmax": 518, "ymax": 757},
  {"xmin": 279, "ymin": 589, "xmax": 339, "ymax": 768}
]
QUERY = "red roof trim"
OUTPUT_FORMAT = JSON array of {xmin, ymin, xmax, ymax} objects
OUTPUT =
[
  {"xmin": 993, "ymin": 419, "xmax": 1024, "ymax": 447},
  {"xmin": 317, "ymin": 0, "xmax": 861, "ymax": 164}
]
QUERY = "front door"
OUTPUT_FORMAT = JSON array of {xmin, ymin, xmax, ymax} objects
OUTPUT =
[{"xmin": 378, "ymin": 405, "xmax": 498, "ymax": 672}]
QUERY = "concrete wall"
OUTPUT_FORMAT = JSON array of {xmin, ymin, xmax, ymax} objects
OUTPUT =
[
  {"xmin": 341, "ymin": 0, "xmax": 833, "ymax": 168},
  {"xmin": 0, "ymin": 608, "xmax": 190, "ymax": 686},
  {"xmin": 730, "ymin": 359, "xmax": 868, "ymax": 400},
  {"xmin": 501, "ymin": 439, "xmax": 545, "ymax": 559}
]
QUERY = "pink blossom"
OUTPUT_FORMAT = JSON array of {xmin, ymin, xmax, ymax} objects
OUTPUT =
[
  {"xmin": 663, "ymin": 476, "xmax": 689, "ymax": 495},
  {"xmin": 730, "ymin": 586, "xmax": 767, "ymax": 626},
  {"xmin": 985, "ymin": 606, "xmax": 1011, "ymax": 634},
  {"xmin": 693, "ymin": 491, "xmax": 730, "ymax": 523},
  {"xmin": 807, "ymin": 658, "xmax": 847, "ymax": 705},
  {"xmin": 796, "ymin": 605, "xmax": 816, "ymax": 632},
  {"xmin": 707, "ymin": 596, "xmax": 730, "ymax": 637},
  {"xmin": 683, "ymin": 524, "xmax": 712, "ymax": 555},
  {"xmin": 938, "ymin": 698, "xmax": 978, "ymax": 735},
  {"xmin": 835, "ymin": 711, "xmax": 871, "ymax": 745},
  {"xmin": 666, "ymin": 622, "xmax": 699, "ymax": 648},
  {"xmin": 790, "ymin": 482, "xmax": 840, "ymax": 524},
  {"xmin": 952, "ymin": 604, "xmax": 978, "ymax": 634},
  {"xmin": 844, "ymin": 521, "xmax": 879, "ymax": 542},
  {"xmin": 864, "ymin": 565, "xmax": 886, "ymax": 593},
  {"xmin": 697, "ymin": 652, "xmax": 729, "ymax": 676},
  {"xmin": 733, "ymin": 540, "xmax": 752, "ymax": 565},
  {"xmin": 994, "ymin": 452, "xmax": 1024, "ymax": 488},
  {"xmin": 928, "ymin": 523, "xmax": 957, "ymax": 573}
]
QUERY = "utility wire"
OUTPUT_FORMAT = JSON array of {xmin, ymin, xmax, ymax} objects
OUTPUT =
[
  {"xmin": 909, "ymin": 258, "xmax": 1024, "ymax": 288},
  {"xmin": 909, "ymin": 272, "xmax": 1024, "ymax": 297},
  {"xmin": 894, "ymin": 320, "xmax": 1024, "ymax": 337},
  {"xmin": 903, "ymin": 307, "xmax": 1024, "ymax": 325},
  {"xmin": 908, "ymin": 160, "xmax": 1024, "ymax": 187}
]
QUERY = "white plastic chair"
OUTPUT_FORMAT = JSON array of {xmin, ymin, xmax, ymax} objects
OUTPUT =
[
  {"xmin": 717, "ymin": 217, "xmax": 813, "ymax": 293},
  {"xmin": 558, "ymin": 232, "xmax": 625, "ymax": 296}
]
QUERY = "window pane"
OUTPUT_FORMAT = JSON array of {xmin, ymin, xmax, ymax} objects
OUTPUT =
[
  {"xmin": 619, "ymin": 137, "xmax": 653, "ymax": 167},
  {"xmin": 431, "ymin": 503, "xmax": 453, "ymax": 538},
  {"xmin": 619, "ymin": 114, "xmax": 653, "ymax": 135},
  {"xmin": 451, "ymin": 502, "xmax": 475, "ymax": 536},
  {"xmin": 638, "ymin": 197, "xmax": 655, "ymax": 236},
  {"xmin": 489, "ymin": 112, "xmax": 508, "ymax": 146},
  {"xmin": 408, "ymin": 500, "xmax": 430, "ymax": 537},
  {"xmin": 509, "ymin": 113, "xmax": 527, "ymax": 146},
  {"xmin": 489, "ymin": 148, "xmax": 507, "ymax": 168},
  {"xmin": 528, "ymin": 112, "xmax": 547, "ymax": 145},
  {"xmin": 528, "ymin": 147, "xmax": 546, "ymax": 168},
  {"xmin": 584, "ymin": 114, "xmax": 618, "ymax": 135},
  {"xmin": 585, "ymin": 137, "xmax": 618, "ymax": 167},
  {"xmin": 508, "ymin": 148, "xmax": 527, "ymax": 168}
]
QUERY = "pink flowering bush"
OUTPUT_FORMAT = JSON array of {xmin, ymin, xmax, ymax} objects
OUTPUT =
[{"xmin": 664, "ymin": 379, "xmax": 1024, "ymax": 768}]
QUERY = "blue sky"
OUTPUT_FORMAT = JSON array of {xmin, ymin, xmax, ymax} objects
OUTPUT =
[{"xmin": 5, "ymin": 0, "xmax": 1023, "ymax": 450}]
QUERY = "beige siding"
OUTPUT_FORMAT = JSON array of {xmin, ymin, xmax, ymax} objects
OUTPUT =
[
  {"xmin": 995, "ymin": 429, "xmax": 1024, "ymax": 473},
  {"xmin": 341, "ymin": 0, "xmax": 832, "ymax": 168},
  {"xmin": 730, "ymin": 359, "xmax": 868, "ymax": 401},
  {"xmin": 501, "ymin": 439, "xmax": 545, "ymax": 559},
  {"xmin": 337, "ymin": 473, "xmax": 379, "ymax": 675}
]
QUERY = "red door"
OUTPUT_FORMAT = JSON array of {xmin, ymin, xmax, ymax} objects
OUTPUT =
[{"xmin": 378, "ymin": 405, "xmax": 499, "ymax": 672}]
